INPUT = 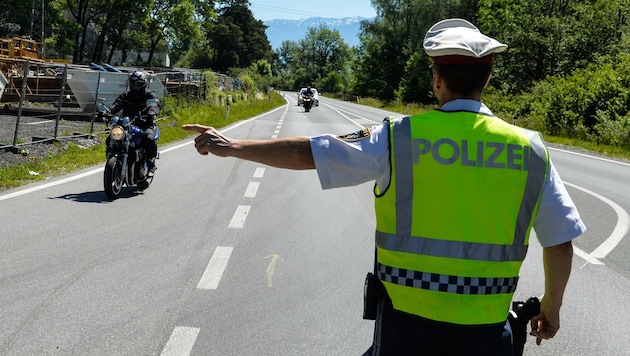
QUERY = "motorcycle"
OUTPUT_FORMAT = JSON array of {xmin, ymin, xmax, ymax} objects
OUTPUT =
[
  {"xmin": 99, "ymin": 98, "xmax": 160, "ymax": 200},
  {"xmin": 302, "ymin": 93, "xmax": 314, "ymax": 112}
]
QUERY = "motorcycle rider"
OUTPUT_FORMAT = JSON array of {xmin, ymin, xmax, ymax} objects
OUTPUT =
[
  {"xmin": 107, "ymin": 71, "xmax": 160, "ymax": 174},
  {"xmin": 302, "ymin": 85, "xmax": 315, "ymax": 110},
  {"xmin": 304, "ymin": 85, "xmax": 314, "ymax": 98}
]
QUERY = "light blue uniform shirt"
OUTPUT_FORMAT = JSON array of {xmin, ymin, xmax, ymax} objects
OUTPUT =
[{"xmin": 310, "ymin": 99, "xmax": 586, "ymax": 247}]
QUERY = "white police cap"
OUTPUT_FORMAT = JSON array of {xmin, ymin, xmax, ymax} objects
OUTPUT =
[{"xmin": 423, "ymin": 18, "xmax": 507, "ymax": 64}]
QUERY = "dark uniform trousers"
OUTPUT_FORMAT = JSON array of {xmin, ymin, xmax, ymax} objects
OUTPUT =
[{"xmin": 363, "ymin": 296, "xmax": 514, "ymax": 356}]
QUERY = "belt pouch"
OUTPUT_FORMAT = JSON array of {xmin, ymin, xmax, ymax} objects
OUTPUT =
[{"xmin": 363, "ymin": 272, "xmax": 381, "ymax": 320}]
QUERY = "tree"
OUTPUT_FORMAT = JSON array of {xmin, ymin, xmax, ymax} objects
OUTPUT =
[
  {"xmin": 208, "ymin": 0, "xmax": 272, "ymax": 72},
  {"xmin": 64, "ymin": 0, "xmax": 102, "ymax": 63},
  {"xmin": 46, "ymin": 1, "xmax": 78, "ymax": 59},
  {"xmin": 320, "ymin": 71, "xmax": 345, "ymax": 93},
  {"xmin": 286, "ymin": 25, "xmax": 350, "ymax": 90},
  {"xmin": 275, "ymin": 40, "xmax": 297, "ymax": 72},
  {"xmin": 144, "ymin": 0, "xmax": 201, "ymax": 66},
  {"xmin": 303, "ymin": 25, "xmax": 350, "ymax": 82},
  {"xmin": 90, "ymin": 0, "xmax": 142, "ymax": 64},
  {"xmin": 354, "ymin": 0, "xmax": 415, "ymax": 101},
  {"xmin": 0, "ymin": 0, "xmax": 32, "ymax": 37},
  {"xmin": 477, "ymin": 0, "xmax": 630, "ymax": 93},
  {"xmin": 170, "ymin": 0, "xmax": 216, "ymax": 64},
  {"xmin": 0, "ymin": 0, "xmax": 72, "ymax": 59},
  {"xmin": 355, "ymin": 0, "xmax": 481, "ymax": 103}
]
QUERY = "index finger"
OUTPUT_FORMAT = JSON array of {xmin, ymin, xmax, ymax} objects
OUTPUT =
[{"xmin": 182, "ymin": 124, "xmax": 212, "ymax": 133}]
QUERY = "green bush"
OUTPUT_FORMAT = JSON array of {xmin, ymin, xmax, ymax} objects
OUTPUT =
[{"xmin": 483, "ymin": 53, "xmax": 630, "ymax": 150}]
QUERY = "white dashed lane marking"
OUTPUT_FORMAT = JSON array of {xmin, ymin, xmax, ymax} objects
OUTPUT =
[
  {"xmin": 228, "ymin": 205, "xmax": 250, "ymax": 229},
  {"xmin": 197, "ymin": 246, "xmax": 234, "ymax": 290},
  {"xmin": 244, "ymin": 182, "xmax": 260, "ymax": 198},
  {"xmin": 160, "ymin": 326, "xmax": 200, "ymax": 356},
  {"xmin": 253, "ymin": 167, "xmax": 266, "ymax": 178}
]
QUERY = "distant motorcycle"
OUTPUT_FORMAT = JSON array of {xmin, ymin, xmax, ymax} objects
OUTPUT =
[
  {"xmin": 302, "ymin": 93, "xmax": 314, "ymax": 112},
  {"xmin": 99, "ymin": 99, "xmax": 160, "ymax": 200}
]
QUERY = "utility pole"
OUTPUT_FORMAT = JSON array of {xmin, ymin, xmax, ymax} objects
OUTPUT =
[{"xmin": 29, "ymin": 0, "xmax": 45, "ymax": 58}]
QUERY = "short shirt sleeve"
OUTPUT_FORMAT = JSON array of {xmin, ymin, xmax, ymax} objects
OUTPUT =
[
  {"xmin": 533, "ymin": 160, "xmax": 587, "ymax": 247},
  {"xmin": 310, "ymin": 121, "xmax": 391, "ymax": 189}
]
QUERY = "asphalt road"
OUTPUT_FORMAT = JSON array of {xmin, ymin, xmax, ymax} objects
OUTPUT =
[{"xmin": 1, "ymin": 93, "xmax": 629, "ymax": 355}]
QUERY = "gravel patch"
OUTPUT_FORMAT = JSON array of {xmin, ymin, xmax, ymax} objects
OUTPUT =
[
  {"xmin": 0, "ymin": 105, "xmax": 106, "ymax": 169},
  {"xmin": 0, "ymin": 135, "xmax": 102, "ymax": 169}
]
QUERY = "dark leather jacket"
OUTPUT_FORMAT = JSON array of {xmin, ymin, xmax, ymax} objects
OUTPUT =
[{"xmin": 109, "ymin": 89, "xmax": 160, "ymax": 130}]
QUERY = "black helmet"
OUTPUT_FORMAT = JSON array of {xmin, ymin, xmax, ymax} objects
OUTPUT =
[{"xmin": 129, "ymin": 71, "xmax": 147, "ymax": 92}]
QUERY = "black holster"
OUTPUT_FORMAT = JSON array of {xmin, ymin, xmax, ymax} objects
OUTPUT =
[{"xmin": 363, "ymin": 272, "xmax": 384, "ymax": 320}]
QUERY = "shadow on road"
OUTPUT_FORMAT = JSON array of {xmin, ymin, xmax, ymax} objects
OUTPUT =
[{"xmin": 50, "ymin": 187, "xmax": 143, "ymax": 203}]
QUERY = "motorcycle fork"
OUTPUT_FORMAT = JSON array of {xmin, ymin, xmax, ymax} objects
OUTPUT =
[
  {"xmin": 119, "ymin": 138, "xmax": 131, "ymax": 182},
  {"xmin": 107, "ymin": 138, "xmax": 115, "ymax": 159},
  {"xmin": 119, "ymin": 153, "xmax": 129, "ymax": 182}
]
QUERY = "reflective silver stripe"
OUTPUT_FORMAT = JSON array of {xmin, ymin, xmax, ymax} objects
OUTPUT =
[
  {"xmin": 514, "ymin": 129, "xmax": 548, "ymax": 245},
  {"xmin": 376, "ymin": 231, "xmax": 528, "ymax": 261},
  {"xmin": 391, "ymin": 117, "xmax": 413, "ymax": 235},
  {"xmin": 378, "ymin": 263, "xmax": 519, "ymax": 295}
]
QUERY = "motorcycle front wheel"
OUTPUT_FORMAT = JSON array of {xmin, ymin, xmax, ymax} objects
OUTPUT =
[{"xmin": 104, "ymin": 157, "xmax": 124, "ymax": 200}]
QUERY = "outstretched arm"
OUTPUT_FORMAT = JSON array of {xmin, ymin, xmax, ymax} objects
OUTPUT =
[
  {"xmin": 182, "ymin": 124, "xmax": 315, "ymax": 170},
  {"xmin": 530, "ymin": 240, "xmax": 573, "ymax": 345}
]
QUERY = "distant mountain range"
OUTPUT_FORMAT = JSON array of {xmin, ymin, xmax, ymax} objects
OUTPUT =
[{"xmin": 263, "ymin": 17, "xmax": 374, "ymax": 50}]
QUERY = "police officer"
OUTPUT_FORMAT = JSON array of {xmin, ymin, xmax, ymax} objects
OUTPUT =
[
  {"xmin": 183, "ymin": 18, "xmax": 585, "ymax": 355},
  {"xmin": 108, "ymin": 71, "xmax": 160, "ymax": 174}
]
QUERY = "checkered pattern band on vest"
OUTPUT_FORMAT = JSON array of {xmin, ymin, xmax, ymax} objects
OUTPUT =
[{"xmin": 378, "ymin": 263, "xmax": 518, "ymax": 295}]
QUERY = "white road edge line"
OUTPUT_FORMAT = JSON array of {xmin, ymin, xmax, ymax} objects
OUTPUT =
[
  {"xmin": 197, "ymin": 246, "xmax": 234, "ymax": 290},
  {"xmin": 565, "ymin": 181, "xmax": 630, "ymax": 260},
  {"xmin": 323, "ymin": 104, "xmax": 368, "ymax": 128},
  {"xmin": 548, "ymin": 147, "xmax": 630, "ymax": 167},
  {"xmin": 0, "ymin": 168, "xmax": 104, "ymax": 201},
  {"xmin": 572, "ymin": 246, "xmax": 604, "ymax": 266},
  {"xmin": 160, "ymin": 326, "xmax": 200, "ymax": 356}
]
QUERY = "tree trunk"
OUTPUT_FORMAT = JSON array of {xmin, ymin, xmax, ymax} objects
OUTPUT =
[{"xmin": 78, "ymin": 22, "xmax": 89, "ymax": 63}]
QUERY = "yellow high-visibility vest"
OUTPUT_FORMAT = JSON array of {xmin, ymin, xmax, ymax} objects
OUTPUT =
[{"xmin": 374, "ymin": 110, "xmax": 549, "ymax": 325}]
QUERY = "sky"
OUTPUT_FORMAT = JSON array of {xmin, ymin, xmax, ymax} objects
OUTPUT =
[{"xmin": 249, "ymin": 0, "xmax": 377, "ymax": 21}]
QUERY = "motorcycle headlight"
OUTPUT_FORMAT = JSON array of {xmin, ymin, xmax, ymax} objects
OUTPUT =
[{"xmin": 110, "ymin": 126, "xmax": 125, "ymax": 141}]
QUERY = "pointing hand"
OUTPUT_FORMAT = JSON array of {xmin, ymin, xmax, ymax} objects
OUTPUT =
[{"xmin": 182, "ymin": 124, "xmax": 233, "ymax": 156}]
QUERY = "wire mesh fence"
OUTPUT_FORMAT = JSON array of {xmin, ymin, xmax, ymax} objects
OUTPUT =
[{"xmin": 0, "ymin": 58, "xmax": 207, "ymax": 152}]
